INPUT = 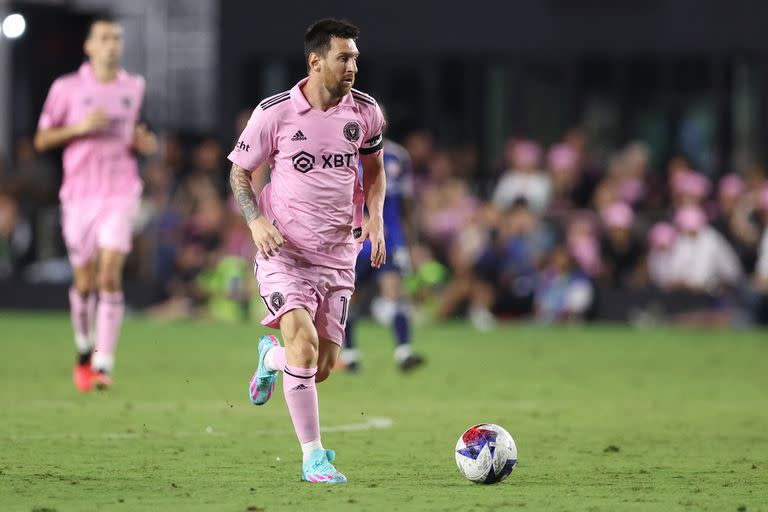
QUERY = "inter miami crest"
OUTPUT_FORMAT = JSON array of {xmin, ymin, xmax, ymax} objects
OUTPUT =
[
  {"xmin": 343, "ymin": 121, "xmax": 361, "ymax": 142},
  {"xmin": 269, "ymin": 292, "xmax": 285, "ymax": 312},
  {"xmin": 122, "ymin": 96, "xmax": 132, "ymax": 109}
]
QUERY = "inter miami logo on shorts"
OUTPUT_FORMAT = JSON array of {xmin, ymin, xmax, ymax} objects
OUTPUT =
[
  {"xmin": 343, "ymin": 121, "xmax": 361, "ymax": 142},
  {"xmin": 122, "ymin": 97, "xmax": 132, "ymax": 109},
  {"xmin": 292, "ymin": 150, "xmax": 315, "ymax": 173},
  {"xmin": 269, "ymin": 292, "xmax": 285, "ymax": 312}
]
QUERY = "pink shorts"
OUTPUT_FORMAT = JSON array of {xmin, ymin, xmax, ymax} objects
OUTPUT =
[
  {"xmin": 255, "ymin": 255, "xmax": 355, "ymax": 345},
  {"xmin": 61, "ymin": 197, "xmax": 140, "ymax": 267}
]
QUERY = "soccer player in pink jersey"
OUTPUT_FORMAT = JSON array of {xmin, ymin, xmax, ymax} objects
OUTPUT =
[
  {"xmin": 228, "ymin": 19, "xmax": 386, "ymax": 483},
  {"xmin": 34, "ymin": 17, "xmax": 157, "ymax": 392}
]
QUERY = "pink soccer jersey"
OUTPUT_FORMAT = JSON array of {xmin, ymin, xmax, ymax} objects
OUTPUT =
[
  {"xmin": 38, "ymin": 62, "xmax": 146, "ymax": 201},
  {"xmin": 228, "ymin": 78, "xmax": 386, "ymax": 269}
]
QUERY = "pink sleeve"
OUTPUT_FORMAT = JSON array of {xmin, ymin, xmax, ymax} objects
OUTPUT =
[
  {"xmin": 37, "ymin": 78, "xmax": 69, "ymax": 131},
  {"xmin": 359, "ymin": 103, "xmax": 385, "ymax": 155},
  {"xmin": 227, "ymin": 106, "xmax": 276, "ymax": 171}
]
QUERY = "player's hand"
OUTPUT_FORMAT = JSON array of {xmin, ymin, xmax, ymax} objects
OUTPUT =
[
  {"xmin": 133, "ymin": 123, "xmax": 158, "ymax": 156},
  {"xmin": 75, "ymin": 108, "xmax": 109, "ymax": 136},
  {"xmin": 248, "ymin": 217, "xmax": 285, "ymax": 260},
  {"xmin": 361, "ymin": 216, "xmax": 386, "ymax": 268}
]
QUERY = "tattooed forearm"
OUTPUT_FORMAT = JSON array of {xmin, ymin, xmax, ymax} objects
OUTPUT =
[{"xmin": 229, "ymin": 164, "xmax": 261, "ymax": 224}]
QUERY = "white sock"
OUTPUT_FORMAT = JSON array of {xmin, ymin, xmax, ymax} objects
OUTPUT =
[
  {"xmin": 263, "ymin": 347, "xmax": 278, "ymax": 372},
  {"xmin": 301, "ymin": 439, "xmax": 324, "ymax": 463},
  {"xmin": 340, "ymin": 348, "xmax": 360, "ymax": 364},
  {"xmin": 469, "ymin": 306, "xmax": 496, "ymax": 331},
  {"xmin": 75, "ymin": 334, "xmax": 91, "ymax": 355},
  {"xmin": 92, "ymin": 352, "xmax": 114, "ymax": 373},
  {"xmin": 394, "ymin": 344, "xmax": 413, "ymax": 363},
  {"xmin": 371, "ymin": 297, "xmax": 397, "ymax": 325}
]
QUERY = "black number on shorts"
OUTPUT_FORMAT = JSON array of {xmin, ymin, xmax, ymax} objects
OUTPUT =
[{"xmin": 340, "ymin": 296, "xmax": 348, "ymax": 325}]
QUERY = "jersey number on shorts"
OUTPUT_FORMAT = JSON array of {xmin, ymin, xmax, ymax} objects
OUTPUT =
[{"xmin": 340, "ymin": 296, "xmax": 349, "ymax": 325}]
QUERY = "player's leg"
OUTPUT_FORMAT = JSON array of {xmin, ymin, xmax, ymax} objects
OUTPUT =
[
  {"xmin": 341, "ymin": 312, "xmax": 361, "ymax": 371},
  {"xmin": 92, "ymin": 248, "xmax": 128, "ymax": 387},
  {"xmin": 250, "ymin": 264, "xmax": 317, "ymax": 406},
  {"xmin": 279, "ymin": 309, "xmax": 346, "ymax": 483},
  {"xmin": 61, "ymin": 201, "xmax": 99, "ymax": 392},
  {"xmin": 286, "ymin": 268, "xmax": 353, "ymax": 483},
  {"xmin": 247, "ymin": 262, "xmax": 345, "ymax": 482},
  {"xmin": 316, "ymin": 337, "xmax": 341, "ymax": 383},
  {"xmin": 71, "ymin": 261, "xmax": 97, "ymax": 356},
  {"xmin": 313, "ymin": 272, "xmax": 352, "ymax": 378},
  {"xmin": 90, "ymin": 198, "xmax": 139, "ymax": 388},
  {"xmin": 278, "ymin": 309, "xmax": 320, "ymax": 450},
  {"xmin": 70, "ymin": 261, "xmax": 97, "ymax": 391},
  {"xmin": 375, "ymin": 270, "xmax": 425, "ymax": 371},
  {"xmin": 340, "ymin": 246, "xmax": 372, "ymax": 371}
]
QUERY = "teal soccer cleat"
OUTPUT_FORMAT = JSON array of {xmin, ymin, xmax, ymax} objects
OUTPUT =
[
  {"xmin": 302, "ymin": 449, "xmax": 348, "ymax": 484},
  {"xmin": 248, "ymin": 335, "xmax": 280, "ymax": 405}
]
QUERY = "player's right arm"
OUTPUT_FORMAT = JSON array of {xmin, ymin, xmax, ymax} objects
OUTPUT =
[
  {"xmin": 229, "ymin": 163, "xmax": 284, "ymax": 259},
  {"xmin": 33, "ymin": 78, "xmax": 108, "ymax": 152},
  {"xmin": 34, "ymin": 110, "xmax": 108, "ymax": 152},
  {"xmin": 227, "ymin": 105, "xmax": 284, "ymax": 260}
]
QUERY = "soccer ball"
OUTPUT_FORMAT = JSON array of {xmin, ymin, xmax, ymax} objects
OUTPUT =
[{"xmin": 455, "ymin": 423, "xmax": 517, "ymax": 484}]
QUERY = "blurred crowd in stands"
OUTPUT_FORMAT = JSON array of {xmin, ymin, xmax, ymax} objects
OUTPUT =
[
  {"xmin": 2, "ymin": 117, "xmax": 768, "ymax": 328},
  {"xmin": 405, "ymin": 130, "xmax": 768, "ymax": 328}
]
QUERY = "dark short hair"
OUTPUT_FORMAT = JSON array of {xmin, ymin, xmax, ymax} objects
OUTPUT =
[
  {"xmin": 86, "ymin": 14, "xmax": 119, "ymax": 38},
  {"xmin": 304, "ymin": 19, "xmax": 360, "ymax": 61}
]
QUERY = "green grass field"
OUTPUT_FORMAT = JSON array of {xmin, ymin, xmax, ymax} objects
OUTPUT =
[{"xmin": 1, "ymin": 313, "xmax": 767, "ymax": 511}]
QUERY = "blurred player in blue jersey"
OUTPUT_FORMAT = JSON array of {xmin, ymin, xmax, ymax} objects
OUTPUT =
[{"xmin": 342, "ymin": 138, "xmax": 426, "ymax": 372}]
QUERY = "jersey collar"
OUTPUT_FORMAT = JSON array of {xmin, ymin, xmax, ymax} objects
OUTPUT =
[
  {"xmin": 79, "ymin": 62, "xmax": 128, "ymax": 85},
  {"xmin": 290, "ymin": 77, "xmax": 357, "ymax": 114}
]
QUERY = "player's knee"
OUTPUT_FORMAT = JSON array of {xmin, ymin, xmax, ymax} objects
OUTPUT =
[
  {"xmin": 288, "ymin": 329, "xmax": 319, "ymax": 366},
  {"xmin": 73, "ymin": 279, "xmax": 94, "ymax": 296},
  {"xmin": 73, "ymin": 270, "xmax": 95, "ymax": 295},
  {"xmin": 97, "ymin": 270, "xmax": 122, "ymax": 292},
  {"xmin": 292, "ymin": 345, "xmax": 318, "ymax": 367}
]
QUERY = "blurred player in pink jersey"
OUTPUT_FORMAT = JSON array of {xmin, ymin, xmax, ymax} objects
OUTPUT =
[
  {"xmin": 229, "ymin": 19, "xmax": 386, "ymax": 483},
  {"xmin": 34, "ymin": 17, "xmax": 157, "ymax": 392}
]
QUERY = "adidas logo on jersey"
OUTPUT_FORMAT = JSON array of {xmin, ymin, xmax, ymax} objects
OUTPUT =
[
  {"xmin": 292, "ymin": 384, "xmax": 309, "ymax": 391},
  {"xmin": 291, "ymin": 130, "xmax": 307, "ymax": 141}
]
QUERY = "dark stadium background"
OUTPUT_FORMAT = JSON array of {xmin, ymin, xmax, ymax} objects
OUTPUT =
[{"xmin": 1, "ymin": 0, "xmax": 768, "ymax": 325}]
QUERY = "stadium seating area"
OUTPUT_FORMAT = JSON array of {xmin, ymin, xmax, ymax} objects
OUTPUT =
[{"xmin": 2, "ymin": 124, "xmax": 768, "ymax": 327}]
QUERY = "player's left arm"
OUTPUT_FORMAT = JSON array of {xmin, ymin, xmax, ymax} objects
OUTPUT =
[
  {"xmin": 132, "ymin": 78, "xmax": 158, "ymax": 156},
  {"xmin": 133, "ymin": 123, "xmax": 158, "ymax": 156},
  {"xmin": 133, "ymin": 123, "xmax": 157, "ymax": 156},
  {"xmin": 360, "ymin": 150, "xmax": 387, "ymax": 268}
]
